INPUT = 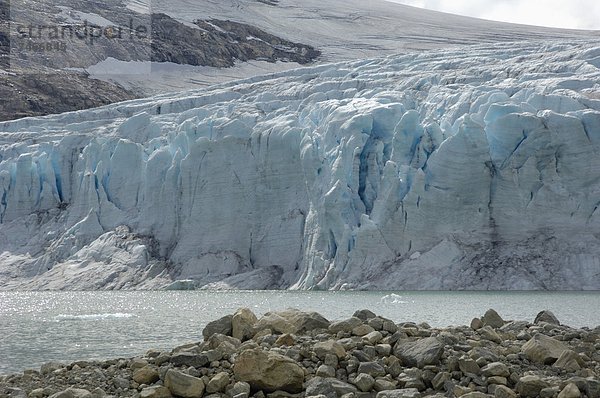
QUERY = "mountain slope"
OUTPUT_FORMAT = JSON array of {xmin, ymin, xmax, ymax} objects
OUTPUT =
[
  {"xmin": 103, "ymin": 0, "xmax": 599, "ymax": 92},
  {"xmin": 1, "ymin": 40, "xmax": 599, "ymax": 290},
  {"xmin": 0, "ymin": 0, "xmax": 320, "ymax": 121},
  {"xmin": 2, "ymin": 0, "xmax": 598, "ymax": 121}
]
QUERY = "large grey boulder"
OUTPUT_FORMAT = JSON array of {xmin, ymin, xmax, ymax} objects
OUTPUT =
[
  {"xmin": 164, "ymin": 369, "xmax": 205, "ymax": 398},
  {"xmin": 353, "ymin": 309, "xmax": 378, "ymax": 321},
  {"xmin": 203, "ymin": 315, "xmax": 233, "ymax": 339},
  {"xmin": 275, "ymin": 309, "xmax": 331, "ymax": 333},
  {"xmin": 516, "ymin": 375, "xmax": 550, "ymax": 397},
  {"xmin": 232, "ymin": 308, "xmax": 258, "ymax": 341},
  {"xmin": 228, "ymin": 381, "xmax": 251, "ymax": 398},
  {"xmin": 206, "ymin": 333, "xmax": 242, "ymax": 350},
  {"xmin": 133, "ymin": 365, "xmax": 160, "ymax": 385},
  {"xmin": 357, "ymin": 362, "xmax": 386, "ymax": 378},
  {"xmin": 233, "ymin": 348, "xmax": 304, "ymax": 393},
  {"xmin": 494, "ymin": 385, "xmax": 517, "ymax": 398},
  {"xmin": 305, "ymin": 377, "xmax": 337, "ymax": 398},
  {"xmin": 206, "ymin": 372, "xmax": 230, "ymax": 393},
  {"xmin": 329, "ymin": 317, "xmax": 364, "ymax": 334},
  {"xmin": 170, "ymin": 352, "xmax": 210, "ymax": 368},
  {"xmin": 329, "ymin": 379, "xmax": 358, "ymax": 396},
  {"xmin": 481, "ymin": 362, "xmax": 510, "ymax": 378},
  {"xmin": 534, "ymin": 310, "xmax": 560, "ymax": 325},
  {"xmin": 254, "ymin": 313, "xmax": 296, "ymax": 335},
  {"xmin": 482, "ymin": 309, "xmax": 505, "ymax": 328},
  {"xmin": 354, "ymin": 373, "xmax": 376, "ymax": 392},
  {"xmin": 558, "ymin": 383, "xmax": 581, "ymax": 398},
  {"xmin": 522, "ymin": 334, "xmax": 569, "ymax": 364},
  {"xmin": 394, "ymin": 337, "xmax": 444, "ymax": 367},
  {"xmin": 314, "ymin": 340, "xmax": 346, "ymax": 359},
  {"xmin": 478, "ymin": 326, "xmax": 502, "ymax": 344},
  {"xmin": 554, "ymin": 350, "xmax": 584, "ymax": 372}
]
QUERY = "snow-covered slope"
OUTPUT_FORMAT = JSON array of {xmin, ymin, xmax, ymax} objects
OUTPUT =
[{"xmin": 1, "ymin": 40, "xmax": 600, "ymax": 290}]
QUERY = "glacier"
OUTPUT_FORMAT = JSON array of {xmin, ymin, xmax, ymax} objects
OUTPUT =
[{"xmin": 1, "ymin": 40, "xmax": 600, "ymax": 290}]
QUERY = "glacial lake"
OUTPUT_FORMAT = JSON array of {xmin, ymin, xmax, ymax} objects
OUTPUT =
[{"xmin": 1, "ymin": 291, "xmax": 599, "ymax": 375}]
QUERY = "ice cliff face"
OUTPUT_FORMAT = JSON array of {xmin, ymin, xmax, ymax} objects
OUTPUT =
[{"xmin": 1, "ymin": 40, "xmax": 600, "ymax": 290}]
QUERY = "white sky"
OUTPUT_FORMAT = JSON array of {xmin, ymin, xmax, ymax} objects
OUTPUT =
[{"xmin": 385, "ymin": 0, "xmax": 600, "ymax": 30}]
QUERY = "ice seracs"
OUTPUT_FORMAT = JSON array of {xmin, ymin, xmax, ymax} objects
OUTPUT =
[{"xmin": 1, "ymin": 40, "xmax": 600, "ymax": 290}]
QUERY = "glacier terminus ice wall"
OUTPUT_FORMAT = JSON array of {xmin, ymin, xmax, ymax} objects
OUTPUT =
[{"xmin": 1, "ymin": 41, "xmax": 600, "ymax": 290}]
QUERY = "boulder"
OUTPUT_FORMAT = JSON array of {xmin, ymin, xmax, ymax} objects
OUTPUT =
[
  {"xmin": 364, "ymin": 331, "xmax": 384, "ymax": 345},
  {"xmin": 516, "ymin": 375, "xmax": 550, "ymax": 397},
  {"xmin": 534, "ymin": 310, "xmax": 560, "ymax": 326},
  {"xmin": 48, "ymin": 389, "xmax": 92, "ymax": 398},
  {"xmin": 354, "ymin": 373, "xmax": 376, "ymax": 392},
  {"xmin": 432, "ymin": 372, "xmax": 451, "ymax": 391},
  {"xmin": 91, "ymin": 389, "xmax": 107, "ymax": 398},
  {"xmin": 478, "ymin": 326, "xmax": 502, "ymax": 344},
  {"xmin": 353, "ymin": 309, "xmax": 378, "ymax": 321},
  {"xmin": 471, "ymin": 318, "xmax": 484, "ymax": 330},
  {"xmin": 329, "ymin": 317, "xmax": 364, "ymax": 334},
  {"xmin": 357, "ymin": 362, "xmax": 386, "ymax": 378},
  {"xmin": 494, "ymin": 385, "xmax": 517, "ymax": 398},
  {"xmin": 394, "ymin": 337, "xmax": 444, "ymax": 367},
  {"xmin": 164, "ymin": 369, "xmax": 205, "ymax": 398},
  {"xmin": 254, "ymin": 313, "xmax": 296, "ymax": 335},
  {"xmin": 133, "ymin": 365, "xmax": 160, "ymax": 385},
  {"xmin": 113, "ymin": 377, "xmax": 130, "ymax": 390},
  {"xmin": 454, "ymin": 386, "xmax": 472, "ymax": 397},
  {"xmin": 206, "ymin": 372, "xmax": 230, "ymax": 393},
  {"xmin": 328, "ymin": 379, "xmax": 358, "ymax": 396},
  {"xmin": 382, "ymin": 320, "xmax": 398, "ymax": 334},
  {"xmin": 276, "ymin": 309, "xmax": 331, "ymax": 333},
  {"xmin": 458, "ymin": 358, "xmax": 481, "ymax": 375},
  {"xmin": 170, "ymin": 352, "xmax": 210, "ymax": 368},
  {"xmin": 203, "ymin": 315, "xmax": 233, "ymax": 339},
  {"xmin": 353, "ymin": 324, "xmax": 376, "ymax": 337},
  {"xmin": 566, "ymin": 377, "xmax": 600, "ymax": 398},
  {"xmin": 481, "ymin": 362, "xmax": 510, "ymax": 378},
  {"xmin": 207, "ymin": 333, "xmax": 241, "ymax": 348},
  {"xmin": 314, "ymin": 340, "xmax": 346, "ymax": 359},
  {"xmin": 522, "ymin": 334, "xmax": 569, "ymax": 364},
  {"xmin": 316, "ymin": 365, "xmax": 336, "ymax": 378},
  {"xmin": 30, "ymin": 389, "xmax": 45, "ymax": 398},
  {"xmin": 232, "ymin": 308, "xmax": 258, "ymax": 341},
  {"xmin": 233, "ymin": 348, "xmax": 304, "ymax": 393},
  {"xmin": 275, "ymin": 334, "xmax": 297, "ymax": 347},
  {"xmin": 130, "ymin": 358, "xmax": 149, "ymax": 370},
  {"xmin": 140, "ymin": 386, "xmax": 173, "ymax": 398},
  {"xmin": 554, "ymin": 350, "xmax": 583, "ymax": 372},
  {"xmin": 486, "ymin": 376, "xmax": 508, "ymax": 386},
  {"xmin": 482, "ymin": 309, "xmax": 505, "ymax": 328},
  {"xmin": 375, "ymin": 388, "xmax": 421, "ymax": 398},
  {"xmin": 305, "ymin": 377, "xmax": 337, "ymax": 398},
  {"xmin": 374, "ymin": 379, "xmax": 398, "ymax": 391},
  {"xmin": 558, "ymin": 383, "xmax": 581, "ymax": 398},
  {"xmin": 40, "ymin": 362, "xmax": 65, "ymax": 375},
  {"xmin": 229, "ymin": 382, "xmax": 252, "ymax": 397}
]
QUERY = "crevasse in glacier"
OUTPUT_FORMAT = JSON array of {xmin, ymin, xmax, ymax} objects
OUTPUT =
[{"xmin": 1, "ymin": 41, "xmax": 600, "ymax": 290}]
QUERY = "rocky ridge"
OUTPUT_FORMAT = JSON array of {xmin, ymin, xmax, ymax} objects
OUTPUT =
[
  {"xmin": 0, "ymin": 0, "xmax": 320, "ymax": 122},
  {"xmin": 1, "ymin": 309, "xmax": 599, "ymax": 398}
]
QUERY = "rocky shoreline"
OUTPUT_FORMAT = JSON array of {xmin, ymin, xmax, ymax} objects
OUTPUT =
[{"xmin": 1, "ymin": 309, "xmax": 598, "ymax": 398}]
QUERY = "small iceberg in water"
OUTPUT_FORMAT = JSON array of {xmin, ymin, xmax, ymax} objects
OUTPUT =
[
  {"xmin": 380, "ymin": 293, "xmax": 408, "ymax": 304},
  {"xmin": 54, "ymin": 313, "xmax": 136, "ymax": 321}
]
